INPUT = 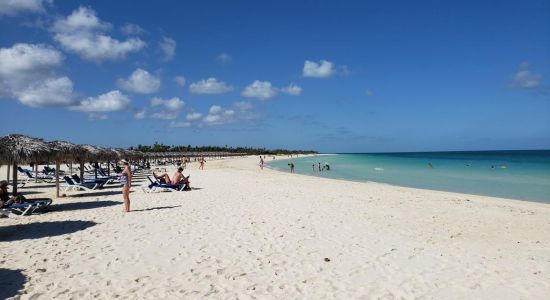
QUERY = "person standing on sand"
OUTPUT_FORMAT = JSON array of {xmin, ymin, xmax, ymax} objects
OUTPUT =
[
  {"xmin": 260, "ymin": 156, "xmax": 264, "ymax": 170},
  {"xmin": 288, "ymin": 163, "xmax": 295, "ymax": 173},
  {"xmin": 312, "ymin": 163, "xmax": 315, "ymax": 174},
  {"xmin": 318, "ymin": 162, "xmax": 321, "ymax": 172},
  {"xmin": 119, "ymin": 160, "xmax": 132, "ymax": 212},
  {"xmin": 199, "ymin": 157, "xmax": 205, "ymax": 170}
]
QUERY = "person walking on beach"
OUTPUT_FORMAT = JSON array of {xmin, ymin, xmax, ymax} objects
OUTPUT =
[
  {"xmin": 318, "ymin": 162, "xmax": 321, "ymax": 172},
  {"xmin": 199, "ymin": 156, "xmax": 205, "ymax": 170},
  {"xmin": 288, "ymin": 162, "xmax": 295, "ymax": 173},
  {"xmin": 120, "ymin": 160, "xmax": 132, "ymax": 212},
  {"xmin": 259, "ymin": 156, "xmax": 264, "ymax": 170}
]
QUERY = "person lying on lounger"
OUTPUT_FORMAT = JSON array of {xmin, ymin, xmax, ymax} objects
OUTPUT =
[{"xmin": 153, "ymin": 168, "xmax": 191, "ymax": 190}]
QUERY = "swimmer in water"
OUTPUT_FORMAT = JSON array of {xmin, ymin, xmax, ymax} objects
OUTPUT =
[{"xmin": 428, "ymin": 163, "xmax": 433, "ymax": 169}]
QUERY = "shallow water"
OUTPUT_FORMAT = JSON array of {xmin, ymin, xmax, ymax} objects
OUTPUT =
[{"xmin": 267, "ymin": 151, "xmax": 550, "ymax": 203}]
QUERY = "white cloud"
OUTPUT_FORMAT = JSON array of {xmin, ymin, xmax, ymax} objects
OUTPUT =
[
  {"xmin": 168, "ymin": 121, "xmax": 191, "ymax": 128},
  {"xmin": 134, "ymin": 109, "xmax": 146, "ymax": 119},
  {"xmin": 71, "ymin": 90, "xmax": 130, "ymax": 112},
  {"xmin": 0, "ymin": 43, "xmax": 63, "ymax": 77},
  {"xmin": 0, "ymin": 43, "xmax": 77, "ymax": 107},
  {"xmin": 201, "ymin": 102, "xmax": 257, "ymax": 126},
  {"xmin": 150, "ymin": 96, "xmax": 184, "ymax": 120},
  {"xmin": 189, "ymin": 77, "xmax": 233, "ymax": 94},
  {"xmin": 88, "ymin": 113, "xmax": 109, "ymax": 121},
  {"xmin": 15, "ymin": 76, "xmax": 75, "ymax": 107},
  {"xmin": 159, "ymin": 36, "xmax": 176, "ymax": 61},
  {"xmin": 52, "ymin": 6, "xmax": 146, "ymax": 62},
  {"xmin": 120, "ymin": 23, "xmax": 144, "ymax": 35},
  {"xmin": 117, "ymin": 68, "xmax": 160, "ymax": 94},
  {"xmin": 242, "ymin": 80, "xmax": 277, "ymax": 100},
  {"xmin": 0, "ymin": 0, "xmax": 51, "ymax": 16},
  {"xmin": 303, "ymin": 60, "xmax": 335, "ymax": 78},
  {"xmin": 217, "ymin": 52, "xmax": 231, "ymax": 63},
  {"xmin": 511, "ymin": 62, "xmax": 542, "ymax": 89},
  {"xmin": 281, "ymin": 83, "xmax": 302, "ymax": 96},
  {"xmin": 174, "ymin": 76, "xmax": 186, "ymax": 87},
  {"xmin": 186, "ymin": 112, "xmax": 202, "ymax": 121}
]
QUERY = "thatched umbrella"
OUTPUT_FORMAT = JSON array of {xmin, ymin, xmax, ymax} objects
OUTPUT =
[
  {"xmin": 0, "ymin": 134, "xmax": 51, "ymax": 195},
  {"xmin": 48, "ymin": 140, "xmax": 77, "ymax": 198}
]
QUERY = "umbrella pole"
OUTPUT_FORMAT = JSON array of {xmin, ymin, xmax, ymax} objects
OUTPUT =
[
  {"xmin": 80, "ymin": 161, "xmax": 84, "ymax": 181},
  {"xmin": 107, "ymin": 160, "xmax": 110, "ymax": 176},
  {"xmin": 55, "ymin": 160, "xmax": 60, "ymax": 198},
  {"xmin": 94, "ymin": 162, "xmax": 98, "ymax": 180},
  {"xmin": 70, "ymin": 162, "xmax": 73, "ymax": 175},
  {"xmin": 12, "ymin": 162, "xmax": 18, "ymax": 195},
  {"xmin": 6, "ymin": 164, "xmax": 10, "ymax": 184},
  {"xmin": 35, "ymin": 163, "xmax": 38, "ymax": 183}
]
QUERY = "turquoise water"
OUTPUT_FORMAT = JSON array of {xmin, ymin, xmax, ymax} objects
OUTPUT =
[{"xmin": 267, "ymin": 151, "xmax": 550, "ymax": 203}]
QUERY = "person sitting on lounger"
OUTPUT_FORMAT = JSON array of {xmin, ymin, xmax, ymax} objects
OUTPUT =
[
  {"xmin": 154, "ymin": 168, "xmax": 191, "ymax": 190},
  {"xmin": 0, "ymin": 180, "xmax": 19, "ymax": 208}
]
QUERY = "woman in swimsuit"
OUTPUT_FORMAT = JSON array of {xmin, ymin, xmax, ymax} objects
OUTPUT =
[{"xmin": 120, "ymin": 160, "xmax": 132, "ymax": 212}]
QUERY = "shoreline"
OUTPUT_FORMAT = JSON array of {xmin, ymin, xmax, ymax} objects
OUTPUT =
[{"xmin": 266, "ymin": 154, "xmax": 550, "ymax": 204}]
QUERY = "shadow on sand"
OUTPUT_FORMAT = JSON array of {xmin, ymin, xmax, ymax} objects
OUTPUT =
[
  {"xmin": 0, "ymin": 220, "xmax": 97, "ymax": 242},
  {"xmin": 0, "ymin": 269, "xmax": 26, "ymax": 299},
  {"xmin": 132, "ymin": 205, "xmax": 181, "ymax": 212},
  {"xmin": 51, "ymin": 200, "xmax": 120, "ymax": 212}
]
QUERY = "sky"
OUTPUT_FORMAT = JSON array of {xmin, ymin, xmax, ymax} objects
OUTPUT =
[{"xmin": 0, "ymin": 0, "xmax": 549, "ymax": 153}]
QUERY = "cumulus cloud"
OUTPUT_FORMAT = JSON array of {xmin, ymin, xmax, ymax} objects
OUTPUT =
[
  {"xmin": 150, "ymin": 96, "xmax": 184, "ymax": 120},
  {"xmin": 133, "ymin": 109, "xmax": 146, "ymax": 119},
  {"xmin": 186, "ymin": 112, "xmax": 202, "ymax": 121},
  {"xmin": 159, "ymin": 36, "xmax": 176, "ymax": 61},
  {"xmin": 281, "ymin": 83, "xmax": 302, "ymax": 96},
  {"xmin": 71, "ymin": 90, "xmax": 130, "ymax": 112},
  {"xmin": 52, "ymin": 6, "xmax": 146, "ymax": 62},
  {"xmin": 0, "ymin": 0, "xmax": 51, "ymax": 16},
  {"xmin": 117, "ymin": 68, "xmax": 160, "ymax": 94},
  {"xmin": 120, "ymin": 23, "xmax": 144, "ymax": 35},
  {"xmin": 217, "ymin": 52, "xmax": 231, "ymax": 63},
  {"xmin": 510, "ymin": 62, "xmax": 542, "ymax": 89},
  {"xmin": 303, "ymin": 60, "xmax": 335, "ymax": 78},
  {"xmin": 0, "ymin": 43, "xmax": 77, "ymax": 107},
  {"xmin": 201, "ymin": 101, "xmax": 257, "ymax": 126},
  {"xmin": 174, "ymin": 76, "xmax": 186, "ymax": 87},
  {"xmin": 15, "ymin": 76, "xmax": 75, "ymax": 107},
  {"xmin": 242, "ymin": 80, "xmax": 278, "ymax": 100},
  {"xmin": 168, "ymin": 121, "xmax": 191, "ymax": 128},
  {"xmin": 0, "ymin": 43, "xmax": 63, "ymax": 77},
  {"xmin": 189, "ymin": 77, "xmax": 233, "ymax": 94}
]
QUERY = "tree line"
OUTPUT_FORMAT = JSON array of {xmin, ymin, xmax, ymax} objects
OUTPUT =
[{"xmin": 129, "ymin": 142, "xmax": 317, "ymax": 155}]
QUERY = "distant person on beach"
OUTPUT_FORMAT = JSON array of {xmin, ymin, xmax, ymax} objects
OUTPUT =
[
  {"xmin": 324, "ymin": 163, "xmax": 330, "ymax": 171},
  {"xmin": 288, "ymin": 163, "xmax": 295, "ymax": 173},
  {"xmin": 312, "ymin": 163, "xmax": 315, "ymax": 173},
  {"xmin": 120, "ymin": 160, "xmax": 132, "ymax": 212},
  {"xmin": 318, "ymin": 162, "xmax": 321, "ymax": 172},
  {"xmin": 199, "ymin": 157, "xmax": 205, "ymax": 170},
  {"xmin": 260, "ymin": 156, "xmax": 264, "ymax": 170}
]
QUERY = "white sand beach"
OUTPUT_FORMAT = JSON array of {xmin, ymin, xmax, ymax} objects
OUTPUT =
[{"xmin": 1, "ymin": 156, "xmax": 549, "ymax": 299}]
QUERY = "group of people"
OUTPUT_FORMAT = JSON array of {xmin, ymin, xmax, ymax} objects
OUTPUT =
[{"xmin": 313, "ymin": 162, "xmax": 330, "ymax": 173}]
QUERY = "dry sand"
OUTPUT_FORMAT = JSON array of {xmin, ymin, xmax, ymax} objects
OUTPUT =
[{"xmin": 1, "ymin": 156, "xmax": 549, "ymax": 299}]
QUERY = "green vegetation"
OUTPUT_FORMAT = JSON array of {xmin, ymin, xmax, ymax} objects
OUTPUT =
[{"xmin": 130, "ymin": 142, "xmax": 317, "ymax": 155}]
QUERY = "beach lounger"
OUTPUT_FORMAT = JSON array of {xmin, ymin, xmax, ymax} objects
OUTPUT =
[
  {"xmin": 142, "ymin": 175, "xmax": 185, "ymax": 193},
  {"xmin": 71, "ymin": 174, "xmax": 109, "ymax": 187},
  {"xmin": 63, "ymin": 176, "xmax": 100, "ymax": 191},
  {"xmin": 23, "ymin": 170, "xmax": 55, "ymax": 183},
  {"xmin": 0, "ymin": 199, "xmax": 52, "ymax": 217}
]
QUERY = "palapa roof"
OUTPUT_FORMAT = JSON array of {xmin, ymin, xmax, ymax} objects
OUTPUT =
[
  {"xmin": 48, "ymin": 140, "xmax": 78, "ymax": 160},
  {"xmin": 0, "ymin": 134, "xmax": 52, "ymax": 164}
]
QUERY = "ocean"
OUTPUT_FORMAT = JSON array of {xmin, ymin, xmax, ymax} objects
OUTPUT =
[{"xmin": 266, "ymin": 150, "xmax": 550, "ymax": 203}]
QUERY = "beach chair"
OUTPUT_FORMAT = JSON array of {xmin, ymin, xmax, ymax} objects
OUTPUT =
[
  {"xmin": 142, "ymin": 175, "xmax": 185, "ymax": 193},
  {"xmin": 71, "ymin": 174, "xmax": 108, "ymax": 187},
  {"xmin": 0, "ymin": 199, "xmax": 52, "ymax": 217},
  {"xmin": 63, "ymin": 176, "xmax": 100, "ymax": 191},
  {"xmin": 23, "ymin": 170, "xmax": 54, "ymax": 183}
]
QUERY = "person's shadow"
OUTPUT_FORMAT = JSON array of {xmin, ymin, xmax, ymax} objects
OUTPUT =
[
  {"xmin": 0, "ymin": 269, "xmax": 26, "ymax": 299},
  {"xmin": 51, "ymin": 200, "xmax": 120, "ymax": 212},
  {"xmin": 0, "ymin": 220, "xmax": 97, "ymax": 242}
]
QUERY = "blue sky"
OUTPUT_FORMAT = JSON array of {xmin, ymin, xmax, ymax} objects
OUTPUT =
[{"xmin": 0, "ymin": 0, "xmax": 549, "ymax": 152}]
